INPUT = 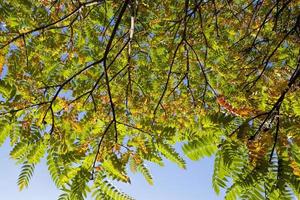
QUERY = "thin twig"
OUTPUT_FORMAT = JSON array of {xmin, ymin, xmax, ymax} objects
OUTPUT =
[{"xmin": 91, "ymin": 120, "xmax": 114, "ymax": 180}]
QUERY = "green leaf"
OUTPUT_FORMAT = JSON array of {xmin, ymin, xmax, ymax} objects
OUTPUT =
[
  {"xmin": 156, "ymin": 143, "xmax": 186, "ymax": 169},
  {"xmin": 137, "ymin": 163, "xmax": 154, "ymax": 185},
  {"xmin": 182, "ymin": 137, "xmax": 218, "ymax": 161},
  {"xmin": 93, "ymin": 178, "xmax": 134, "ymax": 200},
  {"xmin": 17, "ymin": 162, "xmax": 35, "ymax": 191},
  {"xmin": 102, "ymin": 155, "xmax": 130, "ymax": 183},
  {"xmin": 27, "ymin": 140, "xmax": 46, "ymax": 164},
  {"xmin": 0, "ymin": 121, "xmax": 12, "ymax": 147}
]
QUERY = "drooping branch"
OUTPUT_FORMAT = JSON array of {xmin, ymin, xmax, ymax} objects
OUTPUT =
[
  {"xmin": 186, "ymin": 41, "xmax": 216, "ymax": 98},
  {"xmin": 153, "ymin": 39, "xmax": 184, "ymax": 120},
  {"xmin": 269, "ymin": 112, "xmax": 280, "ymax": 163},
  {"xmin": 212, "ymin": 0, "xmax": 219, "ymax": 37},
  {"xmin": 49, "ymin": 106, "xmax": 55, "ymax": 135},
  {"xmin": 102, "ymin": 0, "xmax": 130, "ymax": 143}
]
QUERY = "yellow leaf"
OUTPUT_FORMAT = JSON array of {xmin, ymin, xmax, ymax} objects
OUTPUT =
[
  {"xmin": 0, "ymin": 54, "xmax": 5, "ymax": 75},
  {"xmin": 290, "ymin": 161, "xmax": 300, "ymax": 177}
]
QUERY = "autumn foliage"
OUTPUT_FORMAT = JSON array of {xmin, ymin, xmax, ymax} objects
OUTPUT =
[{"xmin": 0, "ymin": 0, "xmax": 300, "ymax": 199}]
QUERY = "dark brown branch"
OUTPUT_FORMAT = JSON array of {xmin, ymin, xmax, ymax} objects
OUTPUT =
[
  {"xmin": 100, "ymin": 2, "xmax": 124, "ymax": 43},
  {"xmin": 0, "ymin": 101, "xmax": 50, "ymax": 116},
  {"xmin": 91, "ymin": 94, "xmax": 97, "ymax": 112},
  {"xmin": 234, "ymin": 112, "xmax": 269, "ymax": 136},
  {"xmin": 245, "ymin": 0, "xmax": 262, "ymax": 34},
  {"xmin": 82, "ymin": 40, "xmax": 129, "ymax": 107},
  {"xmin": 235, "ymin": 0, "xmax": 257, "ymax": 16},
  {"xmin": 153, "ymin": 39, "xmax": 183, "ymax": 120},
  {"xmin": 251, "ymin": 3, "xmax": 277, "ymax": 47},
  {"xmin": 185, "ymin": 45, "xmax": 196, "ymax": 106},
  {"xmin": 186, "ymin": 41, "xmax": 216, "ymax": 98},
  {"xmin": 269, "ymin": 113, "xmax": 280, "ymax": 163},
  {"xmin": 217, "ymin": 111, "xmax": 269, "ymax": 148},
  {"xmin": 249, "ymin": 63, "xmax": 300, "ymax": 141},
  {"xmin": 272, "ymin": 0, "xmax": 293, "ymax": 31},
  {"xmin": 245, "ymin": 27, "xmax": 295, "ymax": 91},
  {"xmin": 49, "ymin": 106, "xmax": 55, "ymax": 135},
  {"xmin": 102, "ymin": 0, "xmax": 130, "ymax": 143},
  {"xmin": 153, "ymin": 1, "xmax": 191, "ymax": 108},
  {"xmin": 167, "ymin": 74, "xmax": 187, "ymax": 98},
  {"xmin": 212, "ymin": 0, "xmax": 219, "ymax": 37}
]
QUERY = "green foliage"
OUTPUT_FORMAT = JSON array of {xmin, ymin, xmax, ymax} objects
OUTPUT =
[
  {"xmin": 10, "ymin": 142, "xmax": 30, "ymax": 162},
  {"xmin": 212, "ymin": 152, "xmax": 228, "ymax": 195},
  {"xmin": 93, "ymin": 174, "xmax": 133, "ymax": 200},
  {"xmin": 136, "ymin": 163, "xmax": 154, "ymax": 185},
  {"xmin": 47, "ymin": 150, "xmax": 65, "ymax": 187},
  {"xmin": 182, "ymin": 136, "xmax": 218, "ymax": 161},
  {"xmin": 156, "ymin": 143, "xmax": 186, "ymax": 169},
  {"xmin": 57, "ymin": 193, "xmax": 70, "ymax": 200},
  {"xmin": 102, "ymin": 155, "xmax": 130, "ymax": 183},
  {"xmin": 17, "ymin": 162, "xmax": 35, "ymax": 191},
  {"xmin": 0, "ymin": 80, "xmax": 16, "ymax": 100},
  {"xmin": 0, "ymin": 120, "xmax": 11, "ymax": 147},
  {"xmin": 0, "ymin": 0, "xmax": 300, "ymax": 199},
  {"xmin": 68, "ymin": 169, "xmax": 91, "ymax": 200},
  {"xmin": 27, "ymin": 139, "xmax": 46, "ymax": 164}
]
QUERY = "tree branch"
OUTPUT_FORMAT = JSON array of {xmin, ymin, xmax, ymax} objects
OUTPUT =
[{"xmin": 102, "ymin": 0, "xmax": 130, "ymax": 143}]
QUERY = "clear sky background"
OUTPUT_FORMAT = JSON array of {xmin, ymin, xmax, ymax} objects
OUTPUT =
[{"xmin": 0, "ymin": 140, "xmax": 225, "ymax": 200}]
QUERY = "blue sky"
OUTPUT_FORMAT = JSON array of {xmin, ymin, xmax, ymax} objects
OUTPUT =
[{"xmin": 0, "ymin": 140, "xmax": 225, "ymax": 200}]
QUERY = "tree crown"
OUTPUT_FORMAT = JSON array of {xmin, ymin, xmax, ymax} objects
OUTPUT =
[{"xmin": 0, "ymin": 0, "xmax": 300, "ymax": 199}]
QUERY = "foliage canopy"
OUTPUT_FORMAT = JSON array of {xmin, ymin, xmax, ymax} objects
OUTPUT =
[{"xmin": 0, "ymin": 0, "xmax": 300, "ymax": 199}]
